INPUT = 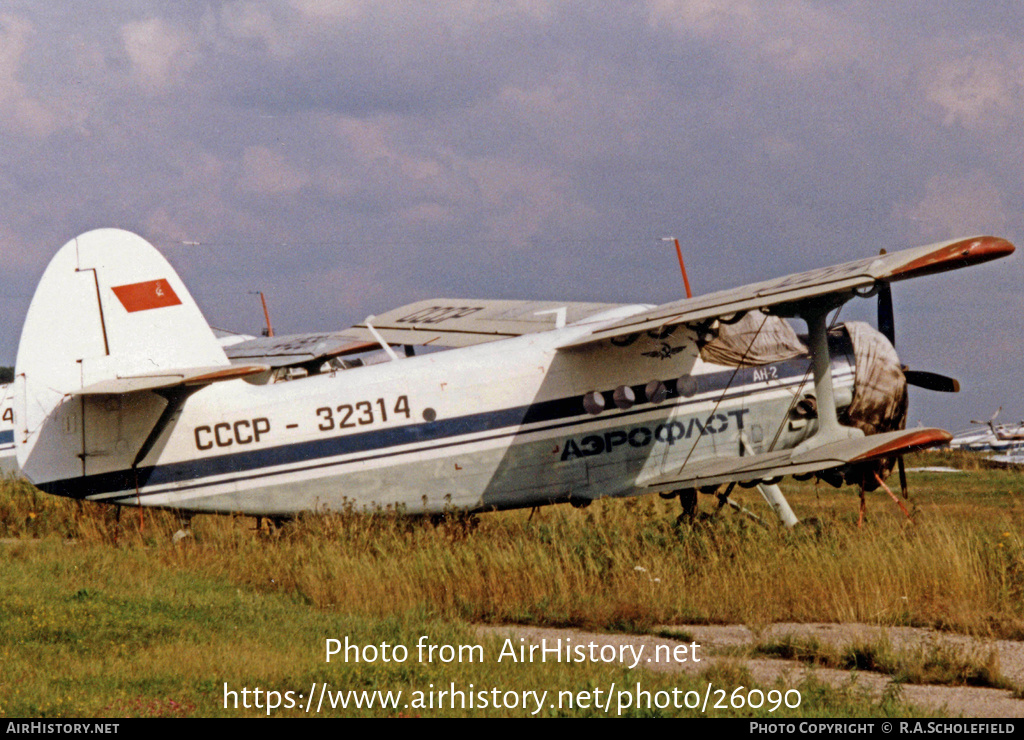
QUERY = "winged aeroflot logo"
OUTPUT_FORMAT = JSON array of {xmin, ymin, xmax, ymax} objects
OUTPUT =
[
  {"xmin": 642, "ymin": 342, "xmax": 686, "ymax": 360},
  {"xmin": 111, "ymin": 279, "xmax": 182, "ymax": 313}
]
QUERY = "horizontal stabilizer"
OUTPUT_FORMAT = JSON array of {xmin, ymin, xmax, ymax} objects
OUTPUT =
[
  {"xmin": 77, "ymin": 363, "xmax": 270, "ymax": 395},
  {"xmin": 639, "ymin": 428, "xmax": 951, "ymax": 491}
]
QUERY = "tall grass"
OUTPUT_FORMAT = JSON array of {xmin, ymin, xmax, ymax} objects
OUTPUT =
[
  {"xmin": 5, "ymin": 457, "xmax": 1019, "ymax": 637},
  {"xmin": 205, "ymin": 497, "xmax": 1024, "ymax": 636}
]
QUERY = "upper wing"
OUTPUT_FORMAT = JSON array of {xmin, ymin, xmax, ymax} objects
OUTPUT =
[
  {"xmin": 224, "ymin": 236, "xmax": 1013, "ymax": 364},
  {"xmin": 221, "ymin": 300, "xmax": 629, "ymax": 369},
  {"xmin": 224, "ymin": 332, "xmax": 378, "ymax": 368},
  {"xmin": 560, "ymin": 235, "xmax": 1014, "ymax": 350},
  {"xmin": 639, "ymin": 428, "xmax": 951, "ymax": 492},
  {"xmin": 347, "ymin": 298, "xmax": 627, "ymax": 347}
]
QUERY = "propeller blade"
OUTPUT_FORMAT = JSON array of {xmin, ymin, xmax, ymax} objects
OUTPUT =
[
  {"xmin": 878, "ymin": 281, "xmax": 895, "ymax": 346},
  {"xmin": 904, "ymin": 369, "xmax": 960, "ymax": 393}
]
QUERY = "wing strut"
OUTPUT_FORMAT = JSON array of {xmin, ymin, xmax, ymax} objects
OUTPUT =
[
  {"xmin": 740, "ymin": 433, "xmax": 799, "ymax": 528},
  {"xmin": 795, "ymin": 303, "xmax": 864, "ymax": 454},
  {"xmin": 363, "ymin": 316, "xmax": 401, "ymax": 362}
]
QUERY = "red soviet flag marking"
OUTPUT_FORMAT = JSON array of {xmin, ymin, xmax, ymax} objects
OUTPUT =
[{"xmin": 111, "ymin": 279, "xmax": 182, "ymax": 313}]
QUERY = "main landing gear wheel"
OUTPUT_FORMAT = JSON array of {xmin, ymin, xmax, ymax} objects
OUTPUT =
[{"xmin": 677, "ymin": 488, "xmax": 698, "ymax": 521}]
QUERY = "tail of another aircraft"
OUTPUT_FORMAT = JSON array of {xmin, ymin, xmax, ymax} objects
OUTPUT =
[{"xmin": 14, "ymin": 229, "xmax": 232, "ymax": 486}]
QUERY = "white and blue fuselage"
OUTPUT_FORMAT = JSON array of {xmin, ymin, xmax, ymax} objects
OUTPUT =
[{"xmin": 36, "ymin": 314, "xmax": 855, "ymax": 515}]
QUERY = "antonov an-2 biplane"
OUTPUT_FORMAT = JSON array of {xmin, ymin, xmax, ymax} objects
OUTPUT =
[{"xmin": 11, "ymin": 229, "xmax": 1015, "ymax": 525}]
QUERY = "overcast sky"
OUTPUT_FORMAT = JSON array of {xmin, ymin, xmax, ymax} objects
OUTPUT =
[{"xmin": 1, "ymin": 1, "xmax": 1021, "ymax": 431}]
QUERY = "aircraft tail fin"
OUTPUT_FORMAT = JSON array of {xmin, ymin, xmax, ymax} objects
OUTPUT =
[{"xmin": 14, "ymin": 229, "xmax": 242, "ymax": 485}]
